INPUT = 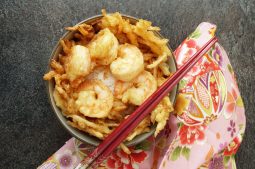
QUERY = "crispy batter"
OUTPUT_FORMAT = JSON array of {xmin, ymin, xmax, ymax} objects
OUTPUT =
[
  {"xmin": 151, "ymin": 96, "xmax": 174, "ymax": 136},
  {"xmin": 134, "ymin": 20, "xmax": 171, "ymax": 55},
  {"xmin": 43, "ymin": 70, "xmax": 56, "ymax": 80},
  {"xmin": 143, "ymin": 53, "xmax": 156, "ymax": 61},
  {"xmin": 74, "ymin": 80, "xmax": 114, "ymax": 118},
  {"xmin": 126, "ymin": 116, "xmax": 151, "ymax": 141},
  {"xmin": 60, "ymin": 39, "xmax": 72, "ymax": 54},
  {"xmin": 108, "ymin": 99, "xmax": 127, "ymax": 120},
  {"xmin": 50, "ymin": 59, "xmax": 64, "ymax": 74},
  {"xmin": 68, "ymin": 114, "xmax": 119, "ymax": 139},
  {"xmin": 147, "ymin": 53, "xmax": 168, "ymax": 69},
  {"xmin": 159, "ymin": 62, "xmax": 171, "ymax": 76},
  {"xmin": 43, "ymin": 10, "xmax": 174, "ymax": 143},
  {"xmin": 65, "ymin": 23, "xmax": 93, "ymax": 31}
]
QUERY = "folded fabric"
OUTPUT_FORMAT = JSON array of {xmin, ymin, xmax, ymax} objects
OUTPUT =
[{"xmin": 38, "ymin": 22, "xmax": 245, "ymax": 169}]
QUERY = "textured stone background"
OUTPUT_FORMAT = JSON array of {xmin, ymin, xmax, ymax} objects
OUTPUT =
[{"xmin": 0, "ymin": 0, "xmax": 254, "ymax": 168}]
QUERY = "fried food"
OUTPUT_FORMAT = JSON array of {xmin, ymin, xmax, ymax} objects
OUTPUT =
[
  {"xmin": 134, "ymin": 20, "xmax": 168, "ymax": 55},
  {"xmin": 53, "ymin": 88, "xmax": 66, "ymax": 112},
  {"xmin": 108, "ymin": 99, "xmax": 127, "ymax": 120},
  {"xmin": 151, "ymin": 96, "xmax": 174, "ymax": 136},
  {"xmin": 65, "ymin": 45, "xmax": 91, "ymax": 81},
  {"xmin": 100, "ymin": 10, "xmax": 138, "ymax": 46},
  {"xmin": 110, "ymin": 44, "xmax": 144, "ymax": 81},
  {"xmin": 44, "ymin": 10, "xmax": 174, "ymax": 145},
  {"xmin": 75, "ymin": 80, "xmax": 114, "ymax": 118},
  {"xmin": 122, "ymin": 71, "xmax": 157, "ymax": 105},
  {"xmin": 126, "ymin": 116, "xmax": 151, "ymax": 141},
  {"xmin": 88, "ymin": 28, "xmax": 119, "ymax": 65},
  {"xmin": 159, "ymin": 62, "xmax": 171, "ymax": 76},
  {"xmin": 114, "ymin": 80, "xmax": 133, "ymax": 100},
  {"xmin": 43, "ymin": 70, "xmax": 56, "ymax": 80},
  {"xmin": 68, "ymin": 114, "xmax": 118, "ymax": 139}
]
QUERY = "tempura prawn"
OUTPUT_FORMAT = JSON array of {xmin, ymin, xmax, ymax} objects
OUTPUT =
[
  {"xmin": 122, "ymin": 71, "xmax": 157, "ymax": 105},
  {"xmin": 65, "ymin": 45, "xmax": 91, "ymax": 81},
  {"xmin": 110, "ymin": 44, "xmax": 144, "ymax": 82},
  {"xmin": 75, "ymin": 80, "xmax": 114, "ymax": 118},
  {"xmin": 88, "ymin": 28, "xmax": 119, "ymax": 65}
]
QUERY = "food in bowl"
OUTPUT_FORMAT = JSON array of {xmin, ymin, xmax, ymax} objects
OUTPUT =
[{"xmin": 44, "ymin": 10, "xmax": 174, "ymax": 145}]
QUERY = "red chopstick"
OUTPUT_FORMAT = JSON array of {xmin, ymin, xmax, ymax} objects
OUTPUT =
[{"xmin": 75, "ymin": 37, "xmax": 218, "ymax": 169}]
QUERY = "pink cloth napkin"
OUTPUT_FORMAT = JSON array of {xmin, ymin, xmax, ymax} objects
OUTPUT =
[{"xmin": 38, "ymin": 22, "xmax": 245, "ymax": 169}]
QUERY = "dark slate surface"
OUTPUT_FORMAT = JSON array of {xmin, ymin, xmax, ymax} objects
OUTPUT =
[{"xmin": 0, "ymin": 0, "xmax": 254, "ymax": 168}]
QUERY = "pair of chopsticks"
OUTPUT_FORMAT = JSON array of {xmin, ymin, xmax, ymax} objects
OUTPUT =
[{"xmin": 75, "ymin": 37, "xmax": 218, "ymax": 169}]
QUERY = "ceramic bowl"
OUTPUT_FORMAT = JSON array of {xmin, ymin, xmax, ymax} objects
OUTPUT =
[{"xmin": 46, "ymin": 14, "xmax": 178, "ymax": 146}]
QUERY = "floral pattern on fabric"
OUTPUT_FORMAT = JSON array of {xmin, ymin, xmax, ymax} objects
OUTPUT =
[
  {"xmin": 105, "ymin": 148, "xmax": 148, "ymax": 169},
  {"xmin": 158, "ymin": 22, "xmax": 245, "ymax": 169},
  {"xmin": 178, "ymin": 124, "xmax": 207, "ymax": 145}
]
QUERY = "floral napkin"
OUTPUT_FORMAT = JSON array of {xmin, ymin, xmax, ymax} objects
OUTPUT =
[{"xmin": 38, "ymin": 22, "xmax": 245, "ymax": 169}]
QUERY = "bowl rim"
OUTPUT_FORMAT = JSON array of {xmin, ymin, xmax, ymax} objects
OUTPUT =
[{"xmin": 45, "ymin": 14, "xmax": 179, "ymax": 147}]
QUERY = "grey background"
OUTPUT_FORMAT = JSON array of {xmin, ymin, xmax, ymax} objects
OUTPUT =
[{"xmin": 0, "ymin": 0, "xmax": 254, "ymax": 168}]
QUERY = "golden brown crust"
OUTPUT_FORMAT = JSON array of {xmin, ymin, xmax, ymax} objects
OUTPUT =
[{"xmin": 43, "ymin": 10, "xmax": 174, "ymax": 143}]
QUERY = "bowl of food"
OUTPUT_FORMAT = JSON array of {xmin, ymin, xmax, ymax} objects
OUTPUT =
[{"xmin": 44, "ymin": 10, "xmax": 178, "ymax": 148}]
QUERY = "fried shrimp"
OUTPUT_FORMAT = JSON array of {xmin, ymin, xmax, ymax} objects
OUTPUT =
[
  {"xmin": 122, "ymin": 71, "xmax": 157, "ymax": 105},
  {"xmin": 65, "ymin": 45, "xmax": 91, "ymax": 81},
  {"xmin": 75, "ymin": 80, "xmax": 114, "ymax": 118},
  {"xmin": 114, "ymin": 80, "xmax": 133, "ymax": 99},
  {"xmin": 110, "ymin": 44, "xmax": 144, "ymax": 82},
  {"xmin": 88, "ymin": 28, "xmax": 119, "ymax": 65}
]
